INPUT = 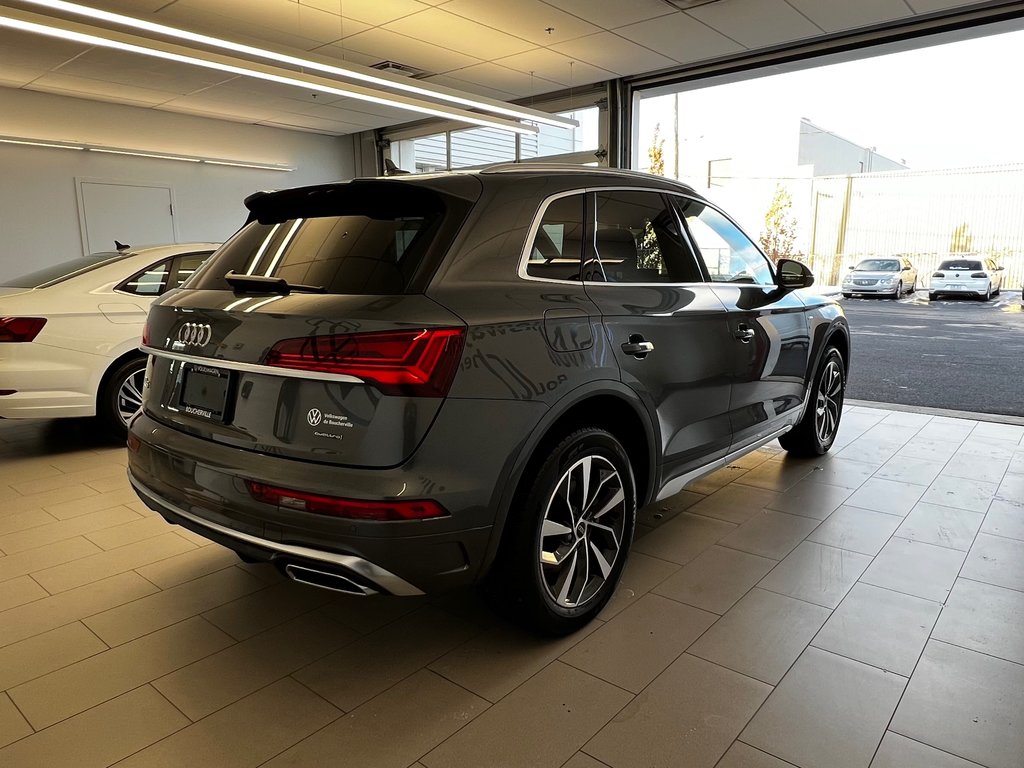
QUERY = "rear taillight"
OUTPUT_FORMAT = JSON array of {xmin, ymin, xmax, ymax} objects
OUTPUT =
[
  {"xmin": 264, "ymin": 328, "xmax": 465, "ymax": 397},
  {"xmin": 246, "ymin": 481, "xmax": 449, "ymax": 521},
  {"xmin": 141, "ymin": 322, "xmax": 150, "ymax": 346},
  {"xmin": 0, "ymin": 317, "xmax": 46, "ymax": 342},
  {"xmin": 932, "ymin": 272, "xmax": 944, "ymax": 278},
  {"xmin": 970, "ymin": 272, "xmax": 987, "ymax": 278}
]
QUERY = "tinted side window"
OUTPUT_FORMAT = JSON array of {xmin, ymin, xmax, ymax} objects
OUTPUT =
[
  {"xmin": 593, "ymin": 191, "xmax": 702, "ymax": 283},
  {"xmin": 525, "ymin": 194, "xmax": 584, "ymax": 281},
  {"xmin": 169, "ymin": 253, "xmax": 211, "ymax": 290},
  {"xmin": 119, "ymin": 260, "xmax": 170, "ymax": 296},
  {"xmin": 677, "ymin": 198, "xmax": 774, "ymax": 286}
]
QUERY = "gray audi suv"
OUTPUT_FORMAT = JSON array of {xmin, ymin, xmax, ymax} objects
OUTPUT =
[{"xmin": 127, "ymin": 165, "xmax": 850, "ymax": 633}]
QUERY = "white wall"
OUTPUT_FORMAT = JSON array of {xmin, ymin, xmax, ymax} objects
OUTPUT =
[{"xmin": 0, "ymin": 88, "xmax": 355, "ymax": 280}]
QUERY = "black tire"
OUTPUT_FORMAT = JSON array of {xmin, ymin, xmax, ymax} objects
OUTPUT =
[
  {"xmin": 892, "ymin": 281, "xmax": 902, "ymax": 299},
  {"xmin": 489, "ymin": 428, "xmax": 636, "ymax": 635},
  {"xmin": 981, "ymin": 285, "xmax": 992, "ymax": 302},
  {"xmin": 908, "ymin": 281, "xmax": 916, "ymax": 294},
  {"xmin": 842, "ymin": 293, "xmax": 853, "ymax": 299},
  {"xmin": 928, "ymin": 292, "xmax": 938, "ymax": 301},
  {"xmin": 97, "ymin": 356, "xmax": 148, "ymax": 440},
  {"xmin": 779, "ymin": 347, "xmax": 845, "ymax": 457}
]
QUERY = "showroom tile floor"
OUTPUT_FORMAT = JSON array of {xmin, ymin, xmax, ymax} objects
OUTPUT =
[{"xmin": 1, "ymin": 405, "xmax": 1023, "ymax": 768}]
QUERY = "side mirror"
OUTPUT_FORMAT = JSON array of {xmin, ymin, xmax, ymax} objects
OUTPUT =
[
  {"xmin": 902, "ymin": 265, "xmax": 912, "ymax": 271},
  {"xmin": 847, "ymin": 265, "xmax": 855, "ymax": 270},
  {"xmin": 777, "ymin": 258, "xmax": 815, "ymax": 290}
]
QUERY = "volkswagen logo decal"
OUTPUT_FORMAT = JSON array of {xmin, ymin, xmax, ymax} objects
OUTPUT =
[
  {"xmin": 307, "ymin": 408, "xmax": 323, "ymax": 427},
  {"xmin": 176, "ymin": 322, "xmax": 212, "ymax": 347}
]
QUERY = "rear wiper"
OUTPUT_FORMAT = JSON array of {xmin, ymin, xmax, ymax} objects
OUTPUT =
[{"xmin": 224, "ymin": 271, "xmax": 325, "ymax": 295}]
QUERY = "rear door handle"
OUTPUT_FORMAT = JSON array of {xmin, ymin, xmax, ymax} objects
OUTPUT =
[
  {"xmin": 734, "ymin": 325, "xmax": 756, "ymax": 343},
  {"xmin": 621, "ymin": 335, "xmax": 654, "ymax": 359}
]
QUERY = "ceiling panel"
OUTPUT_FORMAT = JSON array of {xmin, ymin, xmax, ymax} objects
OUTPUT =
[
  {"xmin": 258, "ymin": 114, "xmax": 374, "ymax": 133},
  {"xmin": 279, "ymin": 100, "xmax": 400, "ymax": 127},
  {"xmin": 0, "ymin": 66, "xmax": 52, "ymax": 89},
  {"xmin": 440, "ymin": 0, "xmax": 601, "ymax": 45},
  {"xmin": 616, "ymin": 13, "xmax": 745, "ymax": 65},
  {"xmin": 441, "ymin": 62, "xmax": 563, "ymax": 96},
  {"xmin": 383, "ymin": 8, "xmax": 537, "ymax": 60},
  {"xmin": 27, "ymin": 72, "xmax": 182, "ymax": 107},
  {"xmin": 686, "ymin": 0, "xmax": 824, "ymax": 49},
  {"xmin": 316, "ymin": 95, "xmax": 425, "ymax": 122},
  {"xmin": 85, "ymin": 0, "xmax": 180, "ymax": 12},
  {"xmin": 495, "ymin": 48, "xmax": 616, "ymax": 88},
  {"xmin": 0, "ymin": 27, "xmax": 90, "ymax": 71},
  {"xmin": 905, "ymin": 0, "xmax": 987, "ymax": 11},
  {"xmin": 53, "ymin": 48, "xmax": 236, "ymax": 95},
  {"xmin": 540, "ymin": 0, "xmax": 676, "ymax": 30},
  {"xmin": 156, "ymin": 3, "xmax": 365, "ymax": 51},
  {"xmin": 550, "ymin": 31, "xmax": 677, "ymax": 76},
  {"xmin": 330, "ymin": 26, "xmax": 482, "ymax": 72},
  {"xmin": 421, "ymin": 73, "xmax": 519, "ymax": 101},
  {"xmin": 293, "ymin": 0, "xmax": 432, "ymax": 27},
  {"xmin": 786, "ymin": 0, "xmax": 914, "ymax": 33}
]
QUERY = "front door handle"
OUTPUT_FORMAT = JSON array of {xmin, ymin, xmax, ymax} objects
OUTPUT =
[
  {"xmin": 621, "ymin": 334, "xmax": 654, "ymax": 359},
  {"xmin": 734, "ymin": 325, "xmax": 756, "ymax": 343}
]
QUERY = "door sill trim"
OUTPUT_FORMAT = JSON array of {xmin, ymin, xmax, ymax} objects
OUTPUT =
[{"xmin": 654, "ymin": 424, "xmax": 793, "ymax": 502}]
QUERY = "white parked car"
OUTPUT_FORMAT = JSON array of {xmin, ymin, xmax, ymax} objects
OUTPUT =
[
  {"xmin": 928, "ymin": 256, "xmax": 1004, "ymax": 301},
  {"xmin": 0, "ymin": 243, "xmax": 218, "ymax": 436}
]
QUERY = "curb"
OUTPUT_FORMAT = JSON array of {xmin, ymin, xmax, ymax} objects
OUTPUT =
[{"xmin": 846, "ymin": 399, "xmax": 1024, "ymax": 427}]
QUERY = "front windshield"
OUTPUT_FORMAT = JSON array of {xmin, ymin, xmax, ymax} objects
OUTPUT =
[
  {"xmin": 1, "ymin": 252, "xmax": 126, "ymax": 288},
  {"xmin": 855, "ymin": 259, "xmax": 900, "ymax": 271}
]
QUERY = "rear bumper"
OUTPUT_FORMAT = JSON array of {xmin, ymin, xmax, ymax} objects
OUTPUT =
[
  {"xmin": 129, "ymin": 472, "xmax": 423, "ymax": 595},
  {"xmin": 127, "ymin": 397, "xmax": 545, "ymax": 594},
  {"xmin": 0, "ymin": 343, "xmax": 103, "ymax": 418},
  {"xmin": 930, "ymin": 282, "xmax": 990, "ymax": 296}
]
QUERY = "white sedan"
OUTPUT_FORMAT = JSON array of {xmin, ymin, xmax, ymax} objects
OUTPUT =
[
  {"xmin": 929, "ymin": 256, "xmax": 1005, "ymax": 301},
  {"xmin": 0, "ymin": 243, "xmax": 218, "ymax": 436}
]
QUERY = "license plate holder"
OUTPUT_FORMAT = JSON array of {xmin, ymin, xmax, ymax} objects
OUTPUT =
[
  {"xmin": 179, "ymin": 363, "xmax": 233, "ymax": 423},
  {"xmin": 948, "ymin": 284, "xmax": 964, "ymax": 291}
]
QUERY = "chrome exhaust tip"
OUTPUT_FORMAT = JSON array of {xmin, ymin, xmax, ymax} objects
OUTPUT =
[{"xmin": 284, "ymin": 563, "xmax": 377, "ymax": 596}]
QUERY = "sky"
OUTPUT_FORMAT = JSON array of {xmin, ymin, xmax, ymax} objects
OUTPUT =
[{"xmin": 637, "ymin": 26, "xmax": 1024, "ymax": 172}]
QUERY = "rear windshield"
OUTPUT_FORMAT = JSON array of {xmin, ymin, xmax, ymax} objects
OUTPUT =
[
  {"xmin": 2, "ymin": 252, "xmax": 125, "ymax": 288},
  {"xmin": 938, "ymin": 260, "xmax": 983, "ymax": 271},
  {"xmin": 855, "ymin": 259, "xmax": 900, "ymax": 271},
  {"xmin": 191, "ymin": 184, "xmax": 453, "ymax": 295}
]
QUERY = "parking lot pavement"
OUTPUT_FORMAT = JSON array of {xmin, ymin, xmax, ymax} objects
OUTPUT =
[{"xmin": 837, "ymin": 291, "xmax": 1024, "ymax": 417}]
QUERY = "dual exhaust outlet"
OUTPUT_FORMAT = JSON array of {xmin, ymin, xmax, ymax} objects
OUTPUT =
[{"xmin": 283, "ymin": 563, "xmax": 378, "ymax": 596}]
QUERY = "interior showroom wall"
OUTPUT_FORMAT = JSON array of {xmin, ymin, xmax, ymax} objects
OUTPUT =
[{"xmin": 0, "ymin": 87, "xmax": 355, "ymax": 279}]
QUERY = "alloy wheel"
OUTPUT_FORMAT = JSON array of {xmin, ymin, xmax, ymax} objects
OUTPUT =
[
  {"xmin": 116, "ymin": 367, "xmax": 146, "ymax": 426},
  {"xmin": 814, "ymin": 360, "xmax": 843, "ymax": 444},
  {"xmin": 538, "ymin": 455, "xmax": 626, "ymax": 609}
]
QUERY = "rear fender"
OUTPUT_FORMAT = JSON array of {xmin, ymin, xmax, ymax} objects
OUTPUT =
[{"xmin": 478, "ymin": 379, "xmax": 657, "ymax": 575}]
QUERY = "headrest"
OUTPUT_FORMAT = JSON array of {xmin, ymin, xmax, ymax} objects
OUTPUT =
[{"xmin": 595, "ymin": 228, "xmax": 637, "ymax": 262}]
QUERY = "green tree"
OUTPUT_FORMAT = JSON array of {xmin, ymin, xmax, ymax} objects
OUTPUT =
[
  {"xmin": 949, "ymin": 223, "xmax": 974, "ymax": 253},
  {"xmin": 647, "ymin": 123, "xmax": 665, "ymax": 177},
  {"xmin": 759, "ymin": 183, "xmax": 798, "ymax": 263}
]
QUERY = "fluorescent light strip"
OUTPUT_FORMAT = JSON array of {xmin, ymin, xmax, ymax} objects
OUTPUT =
[
  {"xmin": 0, "ymin": 8, "xmax": 537, "ymax": 134},
  {"xmin": 0, "ymin": 134, "xmax": 293, "ymax": 170},
  {"xmin": 0, "ymin": 137, "xmax": 84, "ymax": 150},
  {"xmin": 91, "ymin": 147, "xmax": 200, "ymax": 162},
  {"xmin": 21, "ymin": 0, "xmax": 576, "ymax": 129}
]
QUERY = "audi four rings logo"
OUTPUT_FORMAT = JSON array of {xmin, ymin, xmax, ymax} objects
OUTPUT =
[
  {"xmin": 176, "ymin": 322, "xmax": 212, "ymax": 347},
  {"xmin": 307, "ymin": 408, "xmax": 323, "ymax": 426}
]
